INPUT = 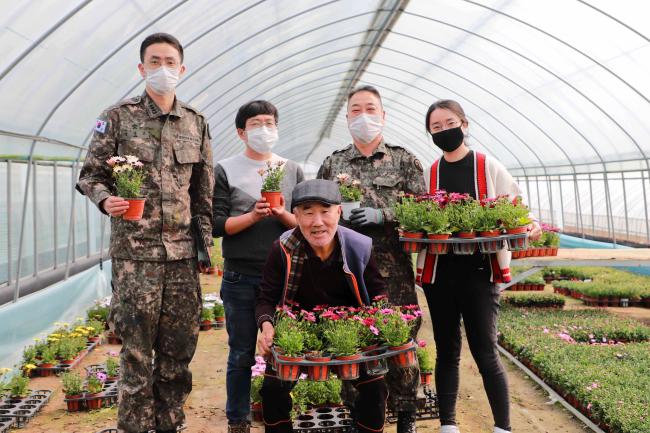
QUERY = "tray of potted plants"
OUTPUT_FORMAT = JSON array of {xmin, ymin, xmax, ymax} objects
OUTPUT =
[
  {"xmin": 395, "ymin": 192, "xmax": 531, "ymax": 255},
  {"xmin": 269, "ymin": 298, "xmax": 420, "ymax": 382}
]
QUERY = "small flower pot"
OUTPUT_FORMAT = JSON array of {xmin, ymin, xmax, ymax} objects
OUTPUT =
[
  {"xmin": 400, "ymin": 231, "xmax": 423, "ymax": 254},
  {"xmin": 452, "ymin": 231, "xmax": 476, "ymax": 255},
  {"xmin": 86, "ymin": 393, "xmax": 103, "ymax": 410},
  {"xmin": 550, "ymin": 247, "xmax": 559, "ymax": 256},
  {"xmin": 505, "ymin": 226, "xmax": 528, "ymax": 251},
  {"xmin": 388, "ymin": 341, "xmax": 417, "ymax": 368},
  {"xmin": 362, "ymin": 347, "xmax": 388, "ymax": 376},
  {"xmin": 250, "ymin": 402, "xmax": 263, "ymax": 422},
  {"xmin": 200, "ymin": 320, "xmax": 212, "ymax": 331},
  {"xmin": 65, "ymin": 395, "xmax": 84, "ymax": 412},
  {"xmin": 478, "ymin": 230, "xmax": 504, "ymax": 253},
  {"xmin": 336, "ymin": 354, "xmax": 361, "ymax": 380},
  {"xmin": 420, "ymin": 372, "xmax": 433, "ymax": 386},
  {"xmin": 305, "ymin": 354, "xmax": 331, "ymax": 381},
  {"xmin": 426, "ymin": 233, "xmax": 450, "ymax": 255},
  {"xmin": 61, "ymin": 359, "xmax": 75, "ymax": 365},
  {"xmin": 88, "ymin": 336, "xmax": 100, "ymax": 343},
  {"xmin": 276, "ymin": 354, "xmax": 303, "ymax": 381},
  {"xmin": 207, "ymin": 266, "xmax": 217, "ymax": 275},
  {"xmin": 261, "ymin": 191, "xmax": 282, "ymax": 208},
  {"xmin": 214, "ymin": 316, "xmax": 225, "ymax": 329},
  {"xmin": 340, "ymin": 201, "xmax": 360, "ymax": 220},
  {"xmin": 123, "ymin": 198, "xmax": 146, "ymax": 221},
  {"xmin": 38, "ymin": 363, "xmax": 55, "ymax": 376}
]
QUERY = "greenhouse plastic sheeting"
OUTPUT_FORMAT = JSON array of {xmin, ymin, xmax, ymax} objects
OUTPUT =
[{"xmin": 0, "ymin": 261, "xmax": 111, "ymax": 369}]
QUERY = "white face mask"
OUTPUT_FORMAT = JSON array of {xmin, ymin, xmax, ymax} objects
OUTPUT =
[
  {"xmin": 246, "ymin": 126, "xmax": 278, "ymax": 154},
  {"xmin": 348, "ymin": 113, "xmax": 383, "ymax": 144},
  {"xmin": 145, "ymin": 66, "xmax": 180, "ymax": 95}
]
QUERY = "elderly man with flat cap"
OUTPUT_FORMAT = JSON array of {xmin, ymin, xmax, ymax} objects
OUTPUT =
[{"xmin": 255, "ymin": 179, "xmax": 388, "ymax": 433}]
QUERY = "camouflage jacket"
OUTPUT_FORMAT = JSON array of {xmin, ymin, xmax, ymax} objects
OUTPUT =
[
  {"xmin": 317, "ymin": 140, "xmax": 426, "ymax": 281},
  {"xmin": 76, "ymin": 91, "xmax": 214, "ymax": 262}
]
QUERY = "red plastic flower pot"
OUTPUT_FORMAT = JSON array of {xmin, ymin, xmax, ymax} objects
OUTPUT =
[
  {"xmin": 38, "ymin": 363, "xmax": 55, "ymax": 377},
  {"xmin": 420, "ymin": 372, "xmax": 433, "ymax": 386},
  {"xmin": 123, "ymin": 198, "xmax": 146, "ymax": 221},
  {"xmin": 65, "ymin": 395, "xmax": 83, "ymax": 412},
  {"xmin": 199, "ymin": 320, "xmax": 212, "ymax": 331},
  {"xmin": 86, "ymin": 393, "xmax": 103, "ymax": 410},
  {"xmin": 336, "ymin": 354, "xmax": 361, "ymax": 380},
  {"xmin": 305, "ymin": 354, "xmax": 331, "ymax": 381},
  {"xmin": 426, "ymin": 233, "xmax": 450, "ymax": 255},
  {"xmin": 250, "ymin": 402, "xmax": 263, "ymax": 422},
  {"xmin": 389, "ymin": 341, "xmax": 417, "ymax": 368},
  {"xmin": 400, "ymin": 231, "xmax": 423, "ymax": 254},
  {"xmin": 276, "ymin": 354, "xmax": 303, "ymax": 381},
  {"xmin": 261, "ymin": 191, "xmax": 282, "ymax": 208},
  {"xmin": 214, "ymin": 316, "xmax": 225, "ymax": 328}
]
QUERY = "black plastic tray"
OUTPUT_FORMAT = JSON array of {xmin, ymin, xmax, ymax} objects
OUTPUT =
[
  {"xmin": 400, "ymin": 232, "xmax": 528, "ymax": 254},
  {"xmin": 386, "ymin": 385, "xmax": 439, "ymax": 423},
  {"xmin": 294, "ymin": 406, "xmax": 351, "ymax": 432},
  {"xmin": 32, "ymin": 340, "xmax": 99, "ymax": 375},
  {"xmin": 272, "ymin": 342, "xmax": 416, "ymax": 367},
  {"xmin": 0, "ymin": 389, "xmax": 52, "ymax": 427},
  {"xmin": 0, "ymin": 417, "xmax": 15, "ymax": 433}
]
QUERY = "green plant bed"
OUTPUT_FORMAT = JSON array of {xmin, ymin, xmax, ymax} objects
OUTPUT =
[
  {"xmin": 498, "ymin": 307, "xmax": 650, "ymax": 433},
  {"xmin": 503, "ymin": 293, "xmax": 565, "ymax": 308}
]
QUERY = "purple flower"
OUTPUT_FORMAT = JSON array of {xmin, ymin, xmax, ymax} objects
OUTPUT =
[{"xmin": 96, "ymin": 372, "xmax": 107, "ymax": 382}]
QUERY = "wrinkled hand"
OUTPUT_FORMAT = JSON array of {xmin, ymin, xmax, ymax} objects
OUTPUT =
[
  {"xmin": 528, "ymin": 221, "xmax": 542, "ymax": 241},
  {"xmin": 102, "ymin": 196, "xmax": 129, "ymax": 217},
  {"xmin": 270, "ymin": 194, "xmax": 286, "ymax": 217},
  {"xmin": 257, "ymin": 322, "xmax": 275, "ymax": 357},
  {"xmin": 349, "ymin": 207, "xmax": 384, "ymax": 227},
  {"xmin": 252, "ymin": 198, "xmax": 272, "ymax": 222}
]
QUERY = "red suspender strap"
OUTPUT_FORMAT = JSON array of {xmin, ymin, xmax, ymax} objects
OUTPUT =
[
  {"xmin": 476, "ymin": 152, "xmax": 488, "ymax": 200},
  {"xmin": 429, "ymin": 160, "xmax": 439, "ymax": 193}
]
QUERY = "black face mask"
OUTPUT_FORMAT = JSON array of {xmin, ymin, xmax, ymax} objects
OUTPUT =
[{"xmin": 430, "ymin": 126, "xmax": 464, "ymax": 152}]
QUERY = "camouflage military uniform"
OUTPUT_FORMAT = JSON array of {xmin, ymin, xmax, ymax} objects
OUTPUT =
[
  {"xmin": 317, "ymin": 140, "xmax": 426, "ymax": 413},
  {"xmin": 76, "ymin": 91, "xmax": 213, "ymax": 433}
]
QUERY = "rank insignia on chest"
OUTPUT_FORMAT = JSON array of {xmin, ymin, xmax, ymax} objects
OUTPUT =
[{"xmin": 94, "ymin": 119, "xmax": 107, "ymax": 134}]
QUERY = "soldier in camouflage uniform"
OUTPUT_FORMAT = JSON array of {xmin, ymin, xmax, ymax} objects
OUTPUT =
[
  {"xmin": 76, "ymin": 34, "xmax": 213, "ymax": 433},
  {"xmin": 317, "ymin": 85, "xmax": 426, "ymax": 433}
]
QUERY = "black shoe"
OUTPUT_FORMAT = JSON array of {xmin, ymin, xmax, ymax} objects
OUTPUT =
[
  {"xmin": 397, "ymin": 411, "xmax": 417, "ymax": 433},
  {"xmin": 228, "ymin": 422, "xmax": 250, "ymax": 433}
]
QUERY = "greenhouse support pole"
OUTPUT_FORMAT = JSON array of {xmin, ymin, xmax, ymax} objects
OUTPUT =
[
  {"xmin": 621, "ymin": 172, "xmax": 629, "ymax": 241},
  {"xmin": 53, "ymin": 162, "xmax": 58, "ymax": 267},
  {"xmin": 32, "ymin": 161, "xmax": 38, "ymax": 276},
  {"xmin": 588, "ymin": 173, "xmax": 595, "ymax": 236},
  {"xmin": 557, "ymin": 175, "xmax": 565, "ymax": 229},
  {"xmin": 573, "ymin": 174, "xmax": 585, "ymax": 238},
  {"xmin": 14, "ymin": 141, "xmax": 38, "ymax": 302},
  {"xmin": 64, "ymin": 150, "xmax": 83, "ymax": 280},
  {"xmin": 602, "ymin": 171, "xmax": 616, "ymax": 246},
  {"xmin": 546, "ymin": 174, "xmax": 555, "ymax": 226},
  {"xmin": 6, "ymin": 160, "xmax": 11, "ymax": 285},
  {"xmin": 642, "ymin": 170, "xmax": 650, "ymax": 244}
]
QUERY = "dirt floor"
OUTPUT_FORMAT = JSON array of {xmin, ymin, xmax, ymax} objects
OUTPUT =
[{"xmin": 18, "ymin": 268, "xmax": 620, "ymax": 433}]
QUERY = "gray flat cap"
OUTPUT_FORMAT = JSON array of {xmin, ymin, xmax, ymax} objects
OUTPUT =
[{"xmin": 291, "ymin": 179, "xmax": 342, "ymax": 210}]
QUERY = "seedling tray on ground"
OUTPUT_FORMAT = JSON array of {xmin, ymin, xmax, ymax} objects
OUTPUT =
[
  {"xmin": 386, "ymin": 385, "xmax": 439, "ymax": 423},
  {"xmin": 0, "ymin": 417, "xmax": 15, "ymax": 433},
  {"xmin": 32, "ymin": 340, "xmax": 99, "ymax": 376},
  {"xmin": 294, "ymin": 406, "xmax": 351, "ymax": 432},
  {"xmin": 0, "ymin": 389, "xmax": 52, "ymax": 428},
  {"xmin": 400, "ymin": 233, "xmax": 528, "ymax": 254},
  {"xmin": 85, "ymin": 363, "xmax": 121, "ymax": 378}
]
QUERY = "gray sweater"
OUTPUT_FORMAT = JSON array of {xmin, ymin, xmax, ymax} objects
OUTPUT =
[{"xmin": 212, "ymin": 154, "xmax": 304, "ymax": 276}]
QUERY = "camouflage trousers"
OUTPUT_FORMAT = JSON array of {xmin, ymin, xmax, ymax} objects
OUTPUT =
[{"xmin": 110, "ymin": 258, "xmax": 201, "ymax": 433}]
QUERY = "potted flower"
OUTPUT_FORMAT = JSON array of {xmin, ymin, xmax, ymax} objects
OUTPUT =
[
  {"xmin": 61, "ymin": 371, "xmax": 84, "ymax": 412},
  {"xmin": 393, "ymin": 195, "xmax": 426, "ymax": 253},
  {"xmin": 38, "ymin": 346, "xmax": 57, "ymax": 376},
  {"xmin": 376, "ymin": 307, "xmax": 417, "ymax": 368},
  {"xmin": 421, "ymin": 198, "xmax": 452, "ymax": 255},
  {"xmin": 273, "ymin": 313, "xmax": 305, "ymax": 381},
  {"xmin": 335, "ymin": 173, "xmax": 363, "ymax": 219},
  {"xmin": 213, "ymin": 302, "xmax": 225, "ymax": 328},
  {"xmin": 258, "ymin": 160, "xmax": 285, "ymax": 208},
  {"xmin": 107, "ymin": 155, "xmax": 146, "ymax": 221},
  {"xmin": 446, "ymin": 193, "xmax": 482, "ymax": 254},
  {"xmin": 542, "ymin": 224, "xmax": 560, "ymax": 256},
  {"xmin": 200, "ymin": 305, "xmax": 214, "ymax": 331},
  {"xmin": 57, "ymin": 339, "xmax": 78, "ymax": 365},
  {"xmin": 416, "ymin": 341, "xmax": 434, "ymax": 386},
  {"xmin": 7, "ymin": 374, "xmax": 30, "ymax": 399},
  {"xmin": 85, "ymin": 371, "xmax": 106, "ymax": 410},
  {"xmin": 85, "ymin": 319, "xmax": 104, "ymax": 343},
  {"xmin": 105, "ymin": 354, "xmax": 119, "ymax": 380},
  {"xmin": 499, "ymin": 196, "xmax": 531, "ymax": 251},
  {"xmin": 323, "ymin": 319, "xmax": 361, "ymax": 380},
  {"xmin": 250, "ymin": 374, "xmax": 264, "ymax": 422},
  {"xmin": 477, "ymin": 197, "xmax": 503, "ymax": 236},
  {"xmin": 301, "ymin": 311, "xmax": 330, "ymax": 381}
]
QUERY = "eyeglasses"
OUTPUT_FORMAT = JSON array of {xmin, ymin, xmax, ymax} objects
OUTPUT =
[{"xmin": 430, "ymin": 119, "xmax": 461, "ymax": 133}]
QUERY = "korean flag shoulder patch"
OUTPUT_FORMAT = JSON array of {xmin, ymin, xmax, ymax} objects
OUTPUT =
[{"xmin": 94, "ymin": 119, "xmax": 107, "ymax": 134}]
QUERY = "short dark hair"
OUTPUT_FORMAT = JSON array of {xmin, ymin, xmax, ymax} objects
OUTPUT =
[
  {"xmin": 140, "ymin": 33, "xmax": 184, "ymax": 63},
  {"xmin": 235, "ymin": 100, "xmax": 279, "ymax": 130},
  {"xmin": 424, "ymin": 99, "xmax": 468, "ymax": 132},
  {"xmin": 347, "ymin": 85, "xmax": 383, "ymax": 107}
]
